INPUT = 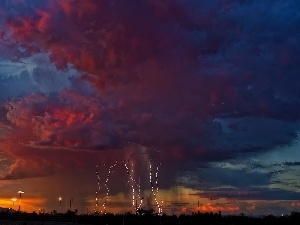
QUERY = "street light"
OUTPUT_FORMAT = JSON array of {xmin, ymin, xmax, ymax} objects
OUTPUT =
[
  {"xmin": 58, "ymin": 197, "xmax": 62, "ymax": 213},
  {"xmin": 17, "ymin": 191, "xmax": 24, "ymax": 211},
  {"xmin": 11, "ymin": 198, "xmax": 17, "ymax": 209}
]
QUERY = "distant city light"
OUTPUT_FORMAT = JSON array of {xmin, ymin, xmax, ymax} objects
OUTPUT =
[{"xmin": 17, "ymin": 191, "xmax": 24, "ymax": 211}]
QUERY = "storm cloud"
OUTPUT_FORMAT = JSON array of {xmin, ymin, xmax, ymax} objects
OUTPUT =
[{"xmin": 0, "ymin": 0, "xmax": 300, "ymax": 214}]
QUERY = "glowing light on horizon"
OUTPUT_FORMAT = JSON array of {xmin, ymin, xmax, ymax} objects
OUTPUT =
[
  {"xmin": 58, "ymin": 197, "xmax": 62, "ymax": 213},
  {"xmin": 17, "ymin": 191, "xmax": 24, "ymax": 211},
  {"xmin": 11, "ymin": 197, "xmax": 17, "ymax": 209}
]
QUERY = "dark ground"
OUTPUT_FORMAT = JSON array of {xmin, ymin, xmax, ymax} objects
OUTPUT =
[{"xmin": 1, "ymin": 210, "xmax": 300, "ymax": 225}]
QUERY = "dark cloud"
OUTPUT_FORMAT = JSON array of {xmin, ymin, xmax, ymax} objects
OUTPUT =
[
  {"xmin": 196, "ymin": 187, "xmax": 300, "ymax": 201},
  {"xmin": 283, "ymin": 162, "xmax": 300, "ymax": 166},
  {"xmin": 0, "ymin": 53, "xmax": 84, "ymax": 99},
  {"xmin": 179, "ymin": 166, "xmax": 271, "ymax": 190},
  {"xmin": 0, "ymin": 0, "xmax": 300, "ymax": 209},
  {"xmin": 0, "ymin": 69, "xmax": 38, "ymax": 99}
]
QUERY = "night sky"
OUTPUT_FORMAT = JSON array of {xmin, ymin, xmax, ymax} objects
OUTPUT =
[{"xmin": 0, "ymin": 0, "xmax": 300, "ymax": 215}]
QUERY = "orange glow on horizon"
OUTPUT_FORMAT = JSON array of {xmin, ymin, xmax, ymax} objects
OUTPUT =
[
  {"xmin": 196, "ymin": 202, "xmax": 240, "ymax": 213},
  {"xmin": 0, "ymin": 197, "xmax": 46, "ymax": 212}
]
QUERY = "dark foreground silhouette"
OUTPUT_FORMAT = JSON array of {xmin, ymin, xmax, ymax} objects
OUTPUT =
[{"xmin": 1, "ymin": 209, "xmax": 300, "ymax": 225}]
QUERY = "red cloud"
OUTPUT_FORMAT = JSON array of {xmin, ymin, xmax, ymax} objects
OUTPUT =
[
  {"xmin": 5, "ymin": 90, "xmax": 111, "ymax": 149},
  {"xmin": 0, "ymin": 138, "xmax": 109, "ymax": 180},
  {"xmin": 2, "ymin": 0, "xmax": 243, "ymax": 122},
  {"xmin": 2, "ymin": 0, "xmax": 299, "ymax": 123},
  {"xmin": 2, "ymin": 1, "xmax": 194, "ymax": 89}
]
